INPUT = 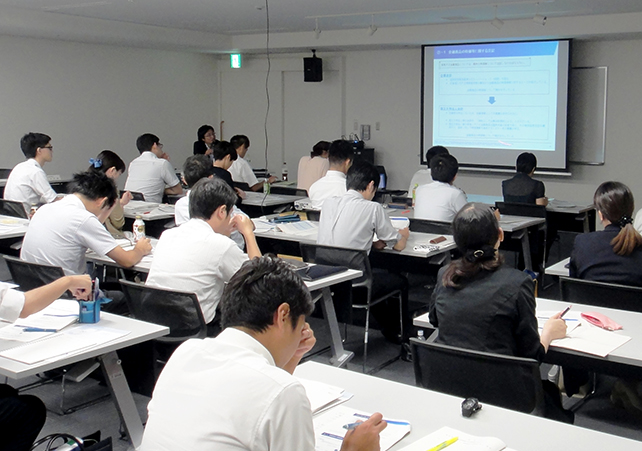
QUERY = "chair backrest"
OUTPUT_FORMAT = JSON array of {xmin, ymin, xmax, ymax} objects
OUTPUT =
[
  {"xmin": 119, "ymin": 280, "xmax": 207, "ymax": 340},
  {"xmin": 0, "ymin": 199, "xmax": 28, "ymax": 219},
  {"xmin": 303, "ymin": 209, "xmax": 320, "ymax": 221},
  {"xmin": 3, "ymin": 255, "xmax": 65, "ymax": 291},
  {"xmin": 559, "ymin": 276, "xmax": 642, "ymax": 312},
  {"xmin": 409, "ymin": 218, "xmax": 453, "ymax": 234},
  {"xmin": 0, "ymin": 168, "xmax": 12, "ymax": 179},
  {"xmin": 270, "ymin": 186, "xmax": 308, "ymax": 197},
  {"xmin": 299, "ymin": 242, "xmax": 371, "ymax": 287},
  {"xmin": 411, "ymin": 338, "xmax": 544, "ymax": 415},
  {"xmin": 129, "ymin": 191, "xmax": 145, "ymax": 201},
  {"xmin": 496, "ymin": 201, "xmax": 546, "ymax": 218}
]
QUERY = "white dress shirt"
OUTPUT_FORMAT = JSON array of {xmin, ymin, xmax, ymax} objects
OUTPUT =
[
  {"xmin": 228, "ymin": 156, "xmax": 259, "ymax": 187},
  {"xmin": 21, "ymin": 195, "xmax": 118, "ymax": 275},
  {"xmin": 0, "ymin": 282, "xmax": 26, "ymax": 323},
  {"xmin": 297, "ymin": 156, "xmax": 329, "ymax": 191},
  {"xmin": 124, "ymin": 152, "xmax": 180, "ymax": 204},
  {"xmin": 146, "ymin": 219, "xmax": 248, "ymax": 323},
  {"xmin": 4, "ymin": 159, "xmax": 58, "ymax": 211},
  {"xmin": 407, "ymin": 168, "xmax": 433, "ymax": 198},
  {"xmin": 141, "ymin": 328, "xmax": 315, "ymax": 451},
  {"xmin": 318, "ymin": 189, "xmax": 400, "ymax": 253},
  {"xmin": 414, "ymin": 181, "xmax": 467, "ymax": 222},
  {"xmin": 308, "ymin": 170, "xmax": 347, "ymax": 210}
]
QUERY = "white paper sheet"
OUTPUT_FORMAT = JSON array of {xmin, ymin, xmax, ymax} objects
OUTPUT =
[{"xmin": 398, "ymin": 426, "xmax": 507, "ymax": 451}]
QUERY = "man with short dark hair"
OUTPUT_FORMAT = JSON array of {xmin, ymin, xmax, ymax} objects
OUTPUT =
[
  {"xmin": 229, "ymin": 134, "xmax": 276, "ymax": 191},
  {"xmin": 308, "ymin": 139, "xmax": 354, "ymax": 209},
  {"xmin": 4, "ymin": 132, "xmax": 62, "ymax": 211},
  {"xmin": 407, "ymin": 145, "xmax": 449, "ymax": 199},
  {"xmin": 141, "ymin": 255, "xmax": 386, "ymax": 451},
  {"xmin": 414, "ymin": 154, "xmax": 467, "ymax": 222},
  {"xmin": 146, "ymin": 177, "xmax": 261, "ymax": 334},
  {"xmin": 175, "ymin": 155, "xmax": 214, "ymax": 226},
  {"xmin": 502, "ymin": 152, "xmax": 548, "ymax": 205},
  {"xmin": 124, "ymin": 133, "xmax": 182, "ymax": 203}
]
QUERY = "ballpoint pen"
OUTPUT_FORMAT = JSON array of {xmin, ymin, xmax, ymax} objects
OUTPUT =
[{"xmin": 426, "ymin": 436, "xmax": 458, "ymax": 451}]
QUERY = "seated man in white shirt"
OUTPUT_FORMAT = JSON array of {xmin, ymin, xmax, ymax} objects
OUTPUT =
[
  {"xmin": 141, "ymin": 255, "xmax": 386, "ymax": 451},
  {"xmin": 4, "ymin": 132, "xmax": 62, "ymax": 212},
  {"xmin": 0, "ymin": 275, "xmax": 91, "ymax": 451},
  {"xmin": 407, "ymin": 145, "xmax": 449, "ymax": 200},
  {"xmin": 21, "ymin": 171, "xmax": 152, "ymax": 313},
  {"xmin": 229, "ymin": 134, "xmax": 276, "ymax": 191},
  {"xmin": 414, "ymin": 154, "xmax": 467, "ymax": 222},
  {"xmin": 146, "ymin": 177, "xmax": 261, "ymax": 336},
  {"xmin": 297, "ymin": 140, "xmax": 330, "ymax": 191},
  {"xmin": 308, "ymin": 139, "xmax": 354, "ymax": 210},
  {"xmin": 124, "ymin": 133, "xmax": 182, "ymax": 203},
  {"xmin": 318, "ymin": 162, "xmax": 410, "ymax": 346}
]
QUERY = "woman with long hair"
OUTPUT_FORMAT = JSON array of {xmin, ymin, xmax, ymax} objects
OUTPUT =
[
  {"xmin": 88, "ymin": 150, "xmax": 131, "ymax": 238},
  {"xmin": 429, "ymin": 203, "xmax": 572, "ymax": 422},
  {"xmin": 570, "ymin": 181, "xmax": 642, "ymax": 286}
]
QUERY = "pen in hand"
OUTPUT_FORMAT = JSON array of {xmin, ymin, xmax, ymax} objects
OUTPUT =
[{"xmin": 560, "ymin": 305, "xmax": 572, "ymax": 319}]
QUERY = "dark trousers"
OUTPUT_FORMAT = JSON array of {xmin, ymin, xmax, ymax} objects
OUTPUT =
[{"xmin": 0, "ymin": 384, "xmax": 46, "ymax": 451}]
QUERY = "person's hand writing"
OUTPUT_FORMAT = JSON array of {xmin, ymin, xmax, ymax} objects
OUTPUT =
[
  {"xmin": 540, "ymin": 311, "xmax": 567, "ymax": 351},
  {"xmin": 341, "ymin": 412, "xmax": 387, "ymax": 451},
  {"xmin": 120, "ymin": 191, "xmax": 133, "ymax": 206},
  {"xmin": 135, "ymin": 238, "xmax": 153, "ymax": 256},
  {"xmin": 67, "ymin": 275, "xmax": 92, "ymax": 301}
]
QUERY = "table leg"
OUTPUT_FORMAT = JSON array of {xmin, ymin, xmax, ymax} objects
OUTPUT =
[
  {"xmin": 515, "ymin": 230, "xmax": 533, "ymax": 271},
  {"xmin": 317, "ymin": 286, "xmax": 354, "ymax": 367},
  {"xmin": 99, "ymin": 351, "xmax": 144, "ymax": 449}
]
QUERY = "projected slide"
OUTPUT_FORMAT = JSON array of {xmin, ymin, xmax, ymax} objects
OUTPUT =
[{"xmin": 432, "ymin": 42, "xmax": 559, "ymax": 151}]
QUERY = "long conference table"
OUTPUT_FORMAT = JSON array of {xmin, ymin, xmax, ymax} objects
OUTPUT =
[{"xmin": 295, "ymin": 361, "xmax": 641, "ymax": 451}]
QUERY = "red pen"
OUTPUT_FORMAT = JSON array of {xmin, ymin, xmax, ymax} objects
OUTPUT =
[{"xmin": 401, "ymin": 209, "xmax": 410, "ymax": 214}]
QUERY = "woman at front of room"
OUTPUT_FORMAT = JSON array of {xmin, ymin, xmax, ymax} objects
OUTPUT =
[
  {"xmin": 193, "ymin": 124, "xmax": 218, "ymax": 157},
  {"xmin": 429, "ymin": 203, "xmax": 573, "ymax": 422},
  {"xmin": 88, "ymin": 150, "xmax": 132, "ymax": 238},
  {"xmin": 570, "ymin": 181, "xmax": 642, "ymax": 287}
]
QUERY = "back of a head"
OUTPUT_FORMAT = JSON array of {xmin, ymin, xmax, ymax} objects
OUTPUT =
[
  {"xmin": 212, "ymin": 141, "xmax": 238, "ymax": 162},
  {"xmin": 328, "ymin": 140, "xmax": 354, "ymax": 166},
  {"xmin": 430, "ymin": 154, "xmax": 458, "ymax": 183},
  {"xmin": 312, "ymin": 141, "xmax": 331, "ymax": 157},
  {"xmin": 443, "ymin": 203, "xmax": 502, "ymax": 288},
  {"xmin": 516, "ymin": 152, "xmax": 537, "ymax": 174},
  {"xmin": 346, "ymin": 161, "xmax": 380, "ymax": 192},
  {"xmin": 20, "ymin": 132, "xmax": 51, "ymax": 159},
  {"xmin": 88, "ymin": 150, "xmax": 126, "ymax": 174},
  {"xmin": 425, "ymin": 145, "xmax": 449, "ymax": 166},
  {"xmin": 220, "ymin": 255, "xmax": 314, "ymax": 332},
  {"xmin": 69, "ymin": 170, "xmax": 117, "ymax": 209},
  {"xmin": 594, "ymin": 181, "xmax": 642, "ymax": 256},
  {"xmin": 197, "ymin": 125, "xmax": 214, "ymax": 141},
  {"xmin": 136, "ymin": 133, "xmax": 160, "ymax": 154},
  {"xmin": 188, "ymin": 177, "xmax": 236, "ymax": 221},
  {"xmin": 230, "ymin": 135, "xmax": 250, "ymax": 151},
  {"xmin": 183, "ymin": 155, "xmax": 214, "ymax": 188}
]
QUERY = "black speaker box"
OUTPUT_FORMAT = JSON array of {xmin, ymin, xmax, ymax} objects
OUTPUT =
[{"xmin": 304, "ymin": 56, "xmax": 323, "ymax": 82}]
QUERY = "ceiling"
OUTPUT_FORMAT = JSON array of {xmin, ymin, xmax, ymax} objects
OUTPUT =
[{"xmin": 2, "ymin": 0, "xmax": 642, "ymax": 36}]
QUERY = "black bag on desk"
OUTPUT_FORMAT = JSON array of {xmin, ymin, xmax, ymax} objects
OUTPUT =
[{"xmin": 296, "ymin": 264, "xmax": 348, "ymax": 281}]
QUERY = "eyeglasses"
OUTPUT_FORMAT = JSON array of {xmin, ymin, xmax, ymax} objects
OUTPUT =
[
  {"xmin": 156, "ymin": 143, "xmax": 164, "ymax": 149},
  {"xmin": 40, "ymin": 145, "xmax": 53, "ymax": 150}
]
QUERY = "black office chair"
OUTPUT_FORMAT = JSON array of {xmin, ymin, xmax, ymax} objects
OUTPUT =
[
  {"xmin": 411, "ymin": 338, "xmax": 545, "ymax": 416},
  {"xmin": 3, "ymin": 255, "xmax": 66, "ymax": 292},
  {"xmin": 129, "ymin": 191, "xmax": 145, "ymax": 201},
  {"xmin": 409, "ymin": 218, "xmax": 453, "ymax": 235},
  {"xmin": 559, "ymin": 276, "xmax": 642, "ymax": 313},
  {"xmin": 0, "ymin": 199, "xmax": 28, "ymax": 219},
  {"xmin": 119, "ymin": 280, "xmax": 207, "ymax": 377},
  {"xmin": 300, "ymin": 243, "xmax": 404, "ymax": 373}
]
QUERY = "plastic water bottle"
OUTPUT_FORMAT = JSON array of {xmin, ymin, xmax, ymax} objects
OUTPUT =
[
  {"xmin": 417, "ymin": 329, "xmax": 426, "ymax": 341},
  {"xmin": 282, "ymin": 162, "xmax": 289, "ymax": 181},
  {"xmin": 412, "ymin": 184, "xmax": 418, "ymax": 208},
  {"xmin": 133, "ymin": 215, "xmax": 146, "ymax": 242},
  {"xmin": 263, "ymin": 180, "xmax": 271, "ymax": 194}
]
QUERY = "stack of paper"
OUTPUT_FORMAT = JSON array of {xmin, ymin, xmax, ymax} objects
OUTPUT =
[
  {"xmin": 277, "ymin": 220, "xmax": 318, "ymax": 235},
  {"xmin": 299, "ymin": 378, "xmax": 352, "ymax": 414},
  {"xmin": 0, "ymin": 299, "xmax": 79, "ymax": 343},
  {"xmin": 399, "ymin": 426, "xmax": 507, "ymax": 451}
]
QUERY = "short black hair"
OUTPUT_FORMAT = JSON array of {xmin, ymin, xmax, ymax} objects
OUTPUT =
[
  {"xmin": 516, "ymin": 152, "xmax": 537, "ymax": 174},
  {"xmin": 346, "ymin": 161, "xmax": 380, "ymax": 192},
  {"xmin": 69, "ymin": 171, "xmax": 117, "ymax": 210},
  {"xmin": 136, "ymin": 133, "xmax": 160, "ymax": 154},
  {"xmin": 88, "ymin": 150, "xmax": 126, "ymax": 174},
  {"xmin": 328, "ymin": 140, "xmax": 354, "ymax": 166},
  {"xmin": 20, "ymin": 132, "xmax": 51, "ymax": 159},
  {"xmin": 212, "ymin": 141, "xmax": 238, "ymax": 162},
  {"xmin": 188, "ymin": 177, "xmax": 236, "ymax": 220},
  {"xmin": 220, "ymin": 255, "xmax": 314, "ymax": 332},
  {"xmin": 312, "ymin": 141, "xmax": 331, "ymax": 157},
  {"xmin": 230, "ymin": 135, "xmax": 250, "ymax": 150},
  {"xmin": 430, "ymin": 154, "xmax": 459, "ymax": 183},
  {"xmin": 183, "ymin": 155, "xmax": 214, "ymax": 188},
  {"xmin": 197, "ymin": 125, "xmax": 214, "ymax": 141},
  {"xmin": 425, "ymin": 145, "xmax": 449, "ymax": 165}
]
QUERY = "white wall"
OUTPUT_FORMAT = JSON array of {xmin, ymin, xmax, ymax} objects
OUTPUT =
[{"xmin": 0, "ymin": 35, "xmax": 218, "ymax": 186}]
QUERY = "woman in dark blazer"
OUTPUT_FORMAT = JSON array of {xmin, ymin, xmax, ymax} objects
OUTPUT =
[
  {"xmin": 193, "ymin": 124, "xmax": 218, "ymax": 156},
  {"xmin": 570, "ymin": 181, "xmax": 642, "ymax": 287}
]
